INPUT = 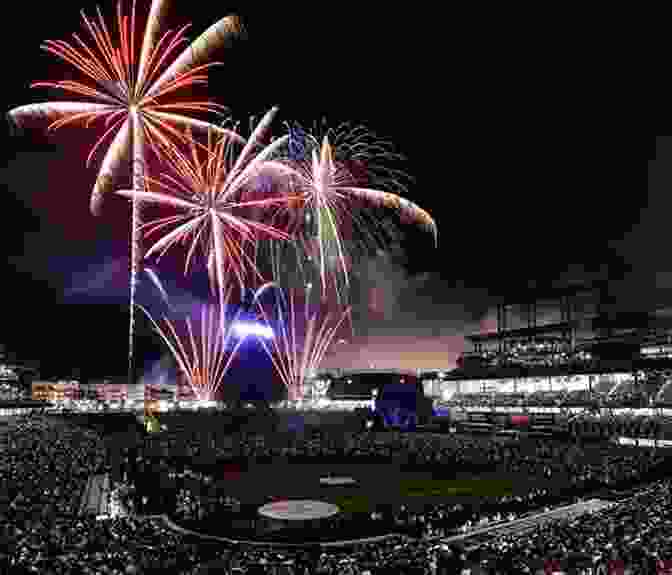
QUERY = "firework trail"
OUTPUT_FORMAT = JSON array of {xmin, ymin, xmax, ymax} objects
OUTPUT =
[
  {"xmin": 143, "ymin": 265, "xmax": 171, "ymax": 308},
  {"xmin": 252, "ymin": 284, "xmax": 351, "ymax": 402},
  {"xmin": 138, "ymin": 283, "xmax": 273, "ymax": 402},
  {"xmin": 263, "ymin": 120, "xmax": 437, "ymax": 305},
  {"xmin": 8, "ymin": 0, "xmax": 244, "ymax": 388},
  {"xmin": 115, "ymin": 107, "xmax": 296, "ymax": 317}
]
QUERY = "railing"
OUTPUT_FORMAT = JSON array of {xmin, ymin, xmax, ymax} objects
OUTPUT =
[{"xmin": 438, "ymin": 499, "xmax": 613, "ymax": 544}]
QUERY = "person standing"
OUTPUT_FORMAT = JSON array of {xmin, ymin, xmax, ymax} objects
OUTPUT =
[{"xmin": 429, "ymin": 550, "xmax": 438, "ymax": 575}]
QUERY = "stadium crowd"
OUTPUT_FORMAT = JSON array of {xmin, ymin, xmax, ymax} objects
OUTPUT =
[
  {"xmin": 132, "ymin": 427, "xmax": 668, "ymax": 540},
  {"xmin": 129, "ymin": 425, "xmax": 669, "ymax": 495},
  {"xmin": 2, "ymin": 412, "xmax": 672, "ymax": 574},
  {"xmin": 568, "ymin": 411, "xmax": 670, "ymax": 441},
  {"xmin": 472, "ymin": 479, "xmax": 672, "ymax": 574},
  {"xmin": 442, "ymin": 388, "xmax": 672, "ymax": 409}
]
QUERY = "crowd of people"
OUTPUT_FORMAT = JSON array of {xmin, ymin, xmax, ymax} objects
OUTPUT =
[
  {"xmin": 473, "ymin": 479, "xmax": 672, "ymax": 574},
  {"xmin": 568, "ymin": 412, "xmax": 670, "ymax": 441},
  {"xmin": 124, "ymin": 425, "xmax": 668, "ymax": 540},
  {"xmin": 2, "ymin": 411, "xmax": 672, "ymax": 573},
  {"xmin": 129, "ymin": 423, "xmax": 669, "ymax": 492},
  {"xmin": 444, "ymin": 390, "xmax": 603, "ymax": 408},
  {"xmin": 442, "ymin": 388, "xmax": 671, "ymax": 409}
]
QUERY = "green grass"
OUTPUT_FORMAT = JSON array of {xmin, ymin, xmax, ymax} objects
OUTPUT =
[
  {"xmin": 331, "ymin": 494, "xmax": 377, "ymax": 514},
  {"xmin": 330, "ymin": 479, "xmax": 515, "ymax": 515},
  {"xmin": 398, "ymin": 478, "xmax": 514, "ymax": 499}
]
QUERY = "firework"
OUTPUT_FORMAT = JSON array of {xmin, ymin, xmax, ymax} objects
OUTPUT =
[
  {"xmin": 138, "ymin": 283, "xmax": 270, "ymax": 402},
  {"xmin": 8, "ymin": 0, "xmax": 244, "ymax": 387},
  {"xmin": 115, "ymin": 107, "xmax": 296, "ymax": 312},
  {"xmin": 264, "ymin": 120, "xmax": 437, "ymax": 304},
  {"xmin": 143, "ymin": 266, "xmax": 171, "ymax": 307},
  {"xmin": 252, "ymin": 285, "xmax": 351, "ymax": 402}
]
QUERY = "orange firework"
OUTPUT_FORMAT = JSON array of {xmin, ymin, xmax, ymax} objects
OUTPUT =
[
  {"xmin": 8, "ymin": 0, "xmax": 244, "ymax": 387},
  {"xmin": 115, "ymin": 107, "xmax": 296, "ymax": 312},
  {"xmin": 138, "ymin": 284, "xmax": 270, "ymax": 402}
]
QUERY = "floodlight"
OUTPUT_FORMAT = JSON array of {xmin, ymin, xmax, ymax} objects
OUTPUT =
[{"xmin": 232, "ymin": 322, "xmax": 274, "ymax": 339}]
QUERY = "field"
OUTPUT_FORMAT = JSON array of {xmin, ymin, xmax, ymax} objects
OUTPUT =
[{"xmin": 51, "ymin": 409, "xmax": 662, "ymax": 544}]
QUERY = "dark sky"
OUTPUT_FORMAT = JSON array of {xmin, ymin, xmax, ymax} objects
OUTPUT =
[{"xmin": 0, "ymin": 1, "xmax": 653, "ymax": 378}]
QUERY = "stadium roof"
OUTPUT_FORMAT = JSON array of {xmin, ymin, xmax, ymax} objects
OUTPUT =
[
  {"xmin": 329, "ymin": 368, "xmax": 419, "ymax": 378},
  {"xmin": 0, "ymin": 363, "xmax": 39, "ymax": 374},
  {"xmin": 496, "ymin": 282, "xmax": 600, "ymax": 306},
  {"xmin": 445, "ymin": 356, "xmax": 672, "ymax": 381},
  {"xmin": 0, "ymin": 399, "xmax": 52, "ymax": 409},
  {"xmin": 467, "ymin": 313, "xmax": 672, "ymax": 345},
  {"xmin": 590, "ymin": 312, "xmax": 672, "ymax": 331}
]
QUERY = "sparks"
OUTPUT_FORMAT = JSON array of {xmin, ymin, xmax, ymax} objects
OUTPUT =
[
  {"xmin": 11, "ymin": 0, "xmax": 243, "ymax": 214},
  {"xmin": 252, "ymin": 285, "xmax": 351, "ymax": 402},
  {"xmin": 138, "ymin": 284, "xmax": 269, "ymax": 402},
  {"xmin": 8, "ymin": 0, "xmax": 244, "ymax": 390},
  {"xmin": 115, "ymin": 107, "xmax": 296, "ymax": 309},
  {"xmin": 264, "ymin": 120, "xmax": 437, "ymax": 304}
]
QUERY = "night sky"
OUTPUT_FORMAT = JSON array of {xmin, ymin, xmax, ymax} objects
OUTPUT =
[{"xmin": 0, "ymin": 1, "xmax": 654, "ymax": 380}]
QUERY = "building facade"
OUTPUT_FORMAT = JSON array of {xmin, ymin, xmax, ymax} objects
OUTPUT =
[
  {"xmin": 31, "ymin": 381, "xmax": 80, "ymax": 402},
  {"xmin": 440, "ymin": 283, "xmax": 672, "ymax": 404}
]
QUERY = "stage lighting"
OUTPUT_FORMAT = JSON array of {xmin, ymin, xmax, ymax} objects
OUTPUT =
[{"xmin": 232, "ymin": 322, "xmax": 274, "ymax": 339}]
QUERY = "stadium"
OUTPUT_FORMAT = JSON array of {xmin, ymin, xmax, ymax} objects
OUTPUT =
[
  {"xmin": 3, "ymin": 283, "xmax": 672, "ymax": 573},
  {"xmin": 0, "ymin": 0, "xmax": 666, "ymax": 564}
]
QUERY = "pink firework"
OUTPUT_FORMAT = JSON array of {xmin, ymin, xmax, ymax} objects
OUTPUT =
[
  {"xmin": 253, "ymin": 286, "xmax": 351, "ymax": 401},
  {"xmin": 265, "ymin": 121, "xmax": 438, "ymax": 304},
  {"xmin": 8, "ymin": 0, "xmax": 244, "ymax": 387},
  {"xmin": 115, "ymin": 107, "xmax": 297, "ymax": 313},
  {"xmin": 138, "ymin": 285, "xmax": 267, "ymax": 402}
]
